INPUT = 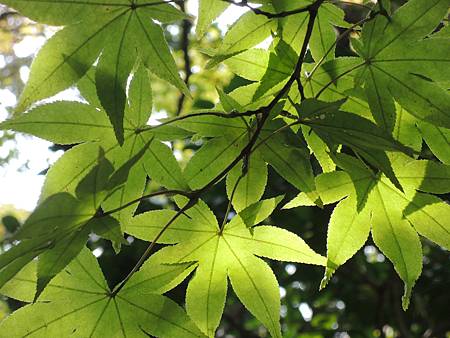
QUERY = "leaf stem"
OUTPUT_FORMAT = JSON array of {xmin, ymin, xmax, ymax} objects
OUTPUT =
[
  {"xmin": 223, "ymin": 0, "xmax": 317, "ymax": 19},
  {"xmin": 135, "ymin": 110, "xmax": 262, "ymax": 134},
  {"xmin": 111, "ymin": 196, "xmax": 198, "ymax": 296},
  {"xmin": 307, "ymin": 9, "xmax": 380, "ymax": 79},
  {"xmin": 100, "ymin": 189, "xmax": 191, "ymax": 217},
  {"xmin": 219, "ymin": 172, "xmax": 245, "ymax": 234}
]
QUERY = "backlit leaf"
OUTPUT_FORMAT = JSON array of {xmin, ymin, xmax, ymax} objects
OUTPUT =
[{"xmin": 0, "ymin": 249, "xmax": 206, "ymax": 338}]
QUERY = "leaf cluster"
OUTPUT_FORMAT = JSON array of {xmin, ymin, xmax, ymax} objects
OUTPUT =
[{"xmin": 0, "ymin": 0, "xmax": 449, "ymax": 336}]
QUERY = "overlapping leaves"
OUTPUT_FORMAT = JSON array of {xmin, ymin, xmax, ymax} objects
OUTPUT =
[
  {"xmin": 306, "ymin": 0, "xmax": 450, "ymax": 132},
  {"xmin": 0, "ymin": 64, "xmax": 188, "ymax": 300},
  {"xmin": 0, "ymin": 0, "xmax": 449, "ymax": 335},
  {"xmin": 286, "ymin": 153, "xmax": 450, "ymax": 309},
  {"xmin": 0, "ymin": 145, "xmax": 136, "ymax": 300},
  {"xmin": 124, "ymin": 196, "xmax": 325, "ymax": 337},
  {"xmin": 172, "ymin": 100, "xmax": 322, "ymax": 207},
  {"xmin": 0, "ymin": 248, "xmax": 205, "ymax": 337},
  {"xmin": 4, "ymin": 0, "xmax": 189, "ymax": 143}
]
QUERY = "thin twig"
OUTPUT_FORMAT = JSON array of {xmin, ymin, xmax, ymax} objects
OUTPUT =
[
  {"xmin": 136, "ymin": 110, "xmax": 262, "ymax": 134},
  {"xmin": 219, "ymin": 172, "xmax": 245, "ymax": 233},
  {"xmin": 223, "ymin": 0, "xmax": 313, "ymax": 18},
  {"xmin": 307, "ymin": 10, "xmax": 379, "ymax": 79},
  {"xmin": 100, "ymin": 189, "xmax": 192, "ymax": 217},
  {"xmin": 111, "ymin": 196, "xmax": 198, "ymax": 295},
  {"xmin": 175, "ymin": 0, "xmax": 192, "ymax": 116},
  {"xmin": 314, "ymin": 61, "xmax": 365, "ymax": 99}
]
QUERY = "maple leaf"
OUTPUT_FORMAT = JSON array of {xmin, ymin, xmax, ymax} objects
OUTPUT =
[
  {"xmin": 124, "ymin": 197, "xmax": 325, "ymax": 337},
  {"xmin": 286, "ymin": 153, "xmax": 450, "ymax": 309},
  {"xmin": 4, "ymin": 0, "xmax": 189, "ymax": 143},
  {"xmin": 306, "ymin": 0, "xmax": 450, "ymax": 132},
  {"xmin": 0, "ymin": 248, "xmax": 205, "ymax": 338}
]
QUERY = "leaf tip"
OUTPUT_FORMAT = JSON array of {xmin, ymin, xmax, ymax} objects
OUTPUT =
[
  {"xmin": 33, "ymin": 277, "xmax": 47, "ymax": 303},
  {"xmin": 314, "ymin": 196, "xmax": 324, "ymax": 209},
  {"xmin": 402, "ymin": 286, "xmax": 412, "ymax": 311},
  {"xmin": 319, "ymin": 260, "xmax": 337, "ymax": 291},
  {"xmin": 319, "ymin": 276, "xmax": 329, "ymax": 291}
]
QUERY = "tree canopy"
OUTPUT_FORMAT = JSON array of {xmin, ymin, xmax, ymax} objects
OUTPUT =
[{"xmin": 0, "ymin": 0, "xmax": 449, "ymax": 337}]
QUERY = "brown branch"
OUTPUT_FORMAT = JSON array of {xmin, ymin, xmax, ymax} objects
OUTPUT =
[
  {"xmin": 175, "ymin": 0, "xmax": 192, "ymax": 116},
  {"xmin": 223, "ymin": 0, "xmax": 313, "ymax": 18},
  {"xmin": 327, "ymin": 0, "xmax": 374, "ymax": 11}
]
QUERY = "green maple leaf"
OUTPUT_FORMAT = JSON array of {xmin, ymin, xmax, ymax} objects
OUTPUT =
[
  {"xmin": 355, "ymin": 0, "xmax": 450, "ymax": 130},
  {"xmin": 5, "ymin": 0, "xmax": 189, "ymax": 143},
  {"xmin": 274, "ymin": 0, "xmax": 349, "ymax": 61},
  {"xmin": 123, "ymin": 196, "xmax": 325, "ymax": 337},
  {"xmin": 75, "ymin": 64, "xmax": 188, "ymax": 197},
  {"xmin": 196, "ymin": 0, "xmax": 229, "ymax": 38},
  {"xmin": 0, "ymin": 248, "xmax": 205, "ymax": 338},
  {"xmin": 296, "ymin": 98, "xmax": 414, "ymax": 191},
  {"xmin": 0, "ymin": 141, "xmax": 153, "ymax": 298},
  {"xmin": 0, "ymin": 66, "xmax": 180, "ymax": 294},
  {"xmin": 207, "ymin": 8, "xmax": 277, "ymax": 67},
  {"xmin": 287, "ymin": 152, "xmax": 450, "ymax": 310},
  {"xmin": 307, "ymin": 0, "xmax": 450, "ymax": 132},
  {"xmin": 1, "ymin": 65, "xmax": 188, "ymax": 218},
  {"xmin": 0, "ymin": 149, "xmax": 111, "ymax": 293}
]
